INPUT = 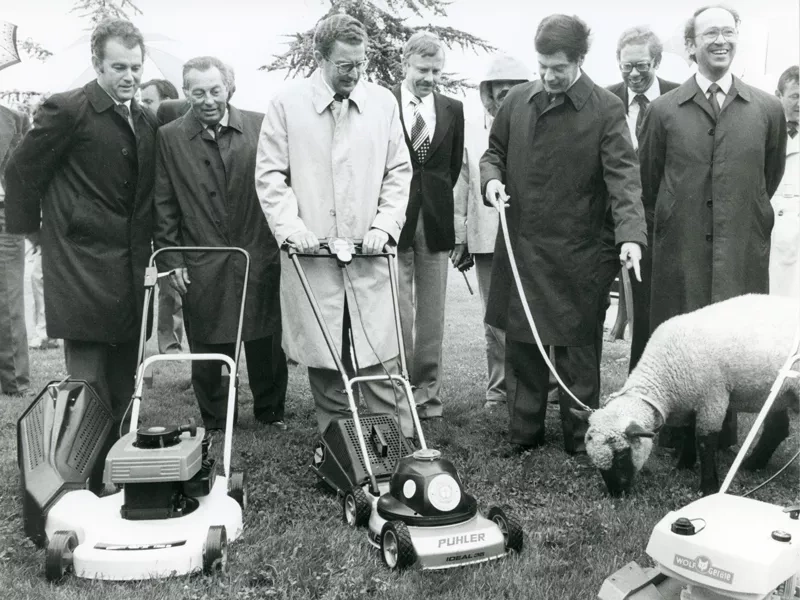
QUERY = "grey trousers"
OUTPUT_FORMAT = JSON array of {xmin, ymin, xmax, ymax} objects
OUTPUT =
[
  {"xmin": 397, "ymin": 213, "xmax": 449, "ymax": 417},
  {"xmin": 475, "ymin": 253, "xmax": 506, "ymax": 403},
  {"xmin": 0, "ymin": 212, "xmax": 30, "ymax": 394},
  {"xmin": 157, "ymin": 280, "xmax": 184, "ymax": 354}
]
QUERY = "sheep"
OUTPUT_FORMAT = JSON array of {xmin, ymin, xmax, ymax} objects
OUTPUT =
[{"xmin": 581, "ymin": 294, "xmax": 800, "ymax": 496}]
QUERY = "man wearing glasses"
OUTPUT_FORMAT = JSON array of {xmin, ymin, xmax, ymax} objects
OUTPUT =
[{"xmin": 638, "ymin": 5, "xmax": 787, "ymax": 449}]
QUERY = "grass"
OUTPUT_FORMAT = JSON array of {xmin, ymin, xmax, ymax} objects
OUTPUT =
[{"xmin": 0, "ymin": 274, "xmax": 797, "ymax": 600}]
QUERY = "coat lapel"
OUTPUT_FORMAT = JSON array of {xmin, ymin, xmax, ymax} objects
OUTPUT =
[
  {"xmin": 675, "ymin": 76, "xmax": 716, "ymax": 122},
  {"xmin": 426, "ymin": 92, "xmax": 452, "ymax": 160}
]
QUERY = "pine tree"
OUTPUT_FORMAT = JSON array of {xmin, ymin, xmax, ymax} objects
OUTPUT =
[{"xmin": 259, "ymin": 0, "xmax": 494, "ymax": 92}]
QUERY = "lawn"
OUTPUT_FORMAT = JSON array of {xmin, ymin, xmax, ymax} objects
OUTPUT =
[{"xmin": 0, "ymin": 272, "xmax": 797, "ymax": 600}]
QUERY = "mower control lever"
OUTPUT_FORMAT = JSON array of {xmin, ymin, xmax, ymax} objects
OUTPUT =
[
  {"xmin": 783, "ymin": 504, "xmax": 800, "ymax": 520},
  {"xmin": 179, "ymin": 420, "xmax": 198, "ymax": 438}
]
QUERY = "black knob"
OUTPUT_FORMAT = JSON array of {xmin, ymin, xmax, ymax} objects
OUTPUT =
[
  {"xmin": 671, "ymin": 517, "xmax": 696, "ymax": 535},
  {"xmin": 772, "ymin": 530, "xmax": 791, "ymax": 542}
]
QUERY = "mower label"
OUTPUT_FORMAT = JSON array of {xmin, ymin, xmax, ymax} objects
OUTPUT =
[
  {"xmin": 95, "ymin": 541, "xmax": 187, "ymax": 551},
  {"xmin": 446, "ymin": 552, "xmax": 485, "ymax": 562},
  {"xmin": 673, "ymin": 554, "xmax": 733, "ymax": 584},
  {"xmin": 313, "ymin": 443, "xmax": 325, "ymax": 466},
  {"xmin": 438, "ymin": 533, "xmax": 485, "ymax": 548}
]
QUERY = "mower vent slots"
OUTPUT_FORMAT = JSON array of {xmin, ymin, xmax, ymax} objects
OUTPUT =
[
  {"xmin": 22, "ymin": 399, "xmax": 45, "ymax": 471},
  {"xmin": 68, "ymin": 398, "xmax": 109, "ymax": 473},
  {"xmin": 344, "ymin": 415, "xmax": 408, "ymax": 476}
]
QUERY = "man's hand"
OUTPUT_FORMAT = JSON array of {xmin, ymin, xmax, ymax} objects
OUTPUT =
[
  {"xmin": 26, "ymin": 231, "xmax": 41, "ymax": 254},
  {"xmin": 449, "ymin": 243, "xmax": 468, "ymax": 268},
  {"xmin": 287, "ymin": 230, "xmax": 320, "ymax": 254},
  {"xmin": 619, "ymin": 242, "xmax": 642, "ymax": 282},
  {"xmin": 362, "ymin": 228, "xmax": 389, "ymax": 254},
  {"xmin": 169, "ymin": 267, "xmax": 191, "ymax": 295},
  {"xmin": 485, "ymin": 179, "xmax": 510, "ymax": 211}
]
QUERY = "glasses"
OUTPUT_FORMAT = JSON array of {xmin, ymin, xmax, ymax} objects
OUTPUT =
[
  {"xmin": 698, "ymin": 28, "xmax": 738, "ymax": 42},
  {"xmin": 324, "ymin": 57, "xmax": 368, "ymax": 75},
  {"xmin": 620, "ymin": 61, "xmax": 653, "ymax": 74}
]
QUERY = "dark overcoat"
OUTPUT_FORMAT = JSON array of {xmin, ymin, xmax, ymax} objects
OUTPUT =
[
  {"xmin": 480, "ymin": 73, "xmax": 647, "ymax": 346},
  {"xmin": 153, "ymin": 106, "xmax": 280, "ymax": 344},
  {"xmin": 5, "ymin": 80, "xmax": 157, "ymax": 342},
  {"xmin": 638, "ymin": 75, "xmax": 787, "ymax": 331}
]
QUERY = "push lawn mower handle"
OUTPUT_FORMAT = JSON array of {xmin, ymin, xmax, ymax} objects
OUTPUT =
[{"xmin": 281, "ymin": 237, "xmax": 396, "ymax": 258}]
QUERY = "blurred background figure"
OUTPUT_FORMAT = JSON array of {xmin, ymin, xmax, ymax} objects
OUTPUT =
[{"xmin": 769, "ymin": 64, "xmax": 799, "ymax": 298}]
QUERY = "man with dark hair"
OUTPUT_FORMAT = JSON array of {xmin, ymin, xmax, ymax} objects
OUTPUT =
[
  {"xmin": 393, "ymin": 31, "xmax": 464, "ymax": 420},
  {"xmin": 639, "ymin": 5, "xmax": 787, "ymax": 450},
  {"xmin": 256, "ymin": 14, "xmax": 414, "ymax": 439},
  {"xmin": 154, "ymin": 56, "xmax": 288, "ymax": 432},
  {"xmin": 481, "ymin": 14, "xmax": 646, "ymax": 454},
  {"xmin": 4, "ymin": 18, "xmax": 158, "ymax": 491},
  {"xmin": 770, "ymin": 65, "xmax": 799, "ymax": 298},
  {"xmin": 140, "ymin": 79, "xmax": 179, "ymax": 114}
]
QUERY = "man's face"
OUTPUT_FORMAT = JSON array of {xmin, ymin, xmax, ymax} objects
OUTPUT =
[
  {"xmin": 688, "ymin": 7, "xmax": 738, "ymax": 79},
  {"xmin": 403, "ymin": 51, "xmax": 444, "ymax": 98},
  {"xmin": 92, "ymin": 37, "xmax": 144, "ymax": 102},
  {"xmin": 184, "ymin": 67, "xmax": 228, "ymax": 126},
  {"xmin": 537, "ymin": 51, "xmax": 581, "ymax": 94},
  {"xmin": 488, "ymin": 80, "xmax": 519, "ymax": 116},
  {"xmin": 315, "ymin": 41, "xmax": 366, "ymax": 97},
  {"xmin": 777, "ymin": 80, "xmax": 800, "ymax": 123},
  {"xmin": 619, "ymin": 43, "xmax": 659, "ymax": 94},
  {"xmin": 139, "ymin": 85, "xmax": 162, "ymax": 115}
]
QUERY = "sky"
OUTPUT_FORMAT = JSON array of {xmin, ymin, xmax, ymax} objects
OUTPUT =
[{"xmin": 1, "ymin": 0, "xmax": 798, "ymax": 119}]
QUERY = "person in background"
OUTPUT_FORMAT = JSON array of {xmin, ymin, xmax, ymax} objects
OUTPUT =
[
  {"xmin": 154, "ymin": 57, "xmax": 288, "ymax": 432},
  {"xmin": 453, "ymin": 54, "xmax": 530, "ymax": 410},
  {"xmin": 0, "ymin": 104, "xmax": 31, "ymax": 395},
  {"xmin": 769, "ymin": 65, "xmax": 799, "ymax": 298}
]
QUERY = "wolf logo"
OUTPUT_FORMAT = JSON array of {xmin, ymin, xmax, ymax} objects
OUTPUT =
[{"xmin": 697, "ymin": 557, "xmax": 709, "ymax": 572}]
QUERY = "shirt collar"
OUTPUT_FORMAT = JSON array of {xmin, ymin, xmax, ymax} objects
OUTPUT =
[
  {"xmin": 695, "ymin": 71, "xmax": 733, "ymax": 95},
  {"xmin": 97, "ymin": 83, "xmax": 132, "ymax": 111},
  {"xmin": 401, "ymin": 81, "xmax": 434, "ymax": 107},
  {"xmin": 628, "ymin": 79, "xmax": 661, "ymax": 106},
  {"xmin": 311, "ymin": 69, "xmax": 365, "ymax": 113},
  {"xmin": 207, "ymin": 108, "xmax": 229, "ymax": 129}
]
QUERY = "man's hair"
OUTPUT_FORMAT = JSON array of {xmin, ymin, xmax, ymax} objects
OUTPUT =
[
  {"xmin": 140, "ymin": 79, "xmax": 179, "ymax": 101},
  {"xmin": 402, "ymin": 31, "xmax": 445, "ymax": 62},
  {"xmin": 182, "ymin": 56, "xmax": 236, "ymax": 96},
  {"xmin": 616, "ymin": 26, "xmax": 663, "ymax": 63},
  {"xmin": 534, "ymin": 15, "xmax": 591, "ymax": 63},
  {"xmin": 683, "ymin": 4, "xmax": 741, "ymax": 50},
  {"xmin": 313, "ymin": 14, "xmax": 368, "ymax": 58},
  {"xmin": 777, "ymin": 65, "xmax": 799, "ymax": 94},
  {"xmin": 91, "ymin": 18, "xmax": 145, "ymax": 61}
]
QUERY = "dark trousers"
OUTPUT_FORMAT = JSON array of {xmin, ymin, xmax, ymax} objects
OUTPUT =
[
  {"xmin": 189, "ymin": 334, "xmax": 288, "ymax": 429},
  {"xmin": 63, "ymin": 339, "xmax": 138, "ymax": 492},
  {"xmin": 506, "ymin": 339, "xmax": 599, "ymax": 453}
]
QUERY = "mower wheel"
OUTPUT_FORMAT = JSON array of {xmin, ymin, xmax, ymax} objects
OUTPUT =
[
  {"xmin": 380, "ymin": 521, "xmax": 416, "ymax": 571},
  {"xmin": 488, "ymin": 506, "xmax": 523, "ymax": 553},
  {"xmin": 342, "ymin": 486, "xmax": 371, "ymax": 528},
  {"xmin": 203, "ymin": 526, "xmax": 228, "ymax": 575},
  {"xmin": 228, "ymin": 471, "xmax": 247, "ymax": 510},
  {"xmin": 45, "ymin": 530, "xmax": 78, "ymax": 582}
]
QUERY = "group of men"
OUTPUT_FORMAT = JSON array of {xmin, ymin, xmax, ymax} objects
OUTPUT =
[{"xmin": 0, "ymin": 4, "xmax": 797, "ymax": 485}]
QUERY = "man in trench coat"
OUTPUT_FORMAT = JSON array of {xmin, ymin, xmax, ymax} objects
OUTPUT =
[
  {"xmin": 481, "ymin": 14, "xmax": 646, "ymax": 454},
  {"xmin": 4, "ymin": 19, "xmax": 157, "ymax": 491},
  {"xmin": 154, "ymin": 56, "xmax": 287, "ymax": 431},
  {"xmin": 255, "ymin": 14, "xmax": 414, "ymax": 437}
]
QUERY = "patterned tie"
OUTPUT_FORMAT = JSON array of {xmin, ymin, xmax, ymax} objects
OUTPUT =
[
  {"xmin": 788, "ymin": 121, "xmax": 798, "ymax": 139},
  {"xmin": 707, "ymin": 83, "xmax": 722, "ymax": 119},
  {"xmin": 333, "ymin": 93, "xmax": 347, "ymax": 102},
  {"xmin": 410, "ymin": 95, "xmax": 430, "ymax": 162},
  {"xmin": 633, "ymin": 93, "xmax": 649, "ymax": 137}
]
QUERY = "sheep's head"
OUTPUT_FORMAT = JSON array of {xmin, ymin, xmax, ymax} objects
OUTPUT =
[{"xmin": 582, "ymin": 410, "xmax": 655, "ymax": 496}]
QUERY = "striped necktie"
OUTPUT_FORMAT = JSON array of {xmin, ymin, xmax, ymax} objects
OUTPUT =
[
  {"xmin": 633, "ymin": 94, "xmax": 649, "ymax": 137},
  {"xmin": 410, "ymin": 95, "xmax": 430, "ymax": 162}
]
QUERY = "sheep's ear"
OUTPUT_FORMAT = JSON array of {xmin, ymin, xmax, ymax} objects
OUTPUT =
[
  {"xmin": 624, "ymin": 422, "xmax": 655, "ymax": 440},
  {"xmin": 570, "ymin": 408, "xmax": 591, "ymax": 423}
]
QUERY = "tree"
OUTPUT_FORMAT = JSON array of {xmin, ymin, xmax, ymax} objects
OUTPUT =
[
  {"xmin": 260, "ymin": 0, "xmax": 495, "ymax": 92},
  {"xmin": 70, "ymin": 0, "xmax": 142, "ymax": 28}
]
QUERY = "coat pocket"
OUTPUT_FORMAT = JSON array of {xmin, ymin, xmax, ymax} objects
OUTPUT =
[{"xmin": 653, "ymin": 189, "xmax": 677, "ymax": 235}]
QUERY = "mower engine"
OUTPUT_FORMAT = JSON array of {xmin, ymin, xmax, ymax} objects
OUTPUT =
[{"xmin": 103, "ymin": 423, "xmax": 216, "ymax": 520}]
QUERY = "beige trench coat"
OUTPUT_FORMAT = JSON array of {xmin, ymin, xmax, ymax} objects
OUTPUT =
[
  {"xmin": 769, "ymin": 133, "xmax": 800, "ymax": 298},
  {"xmin": 255, "ymin": 70, "xmax": 412, "ymax": 369}
]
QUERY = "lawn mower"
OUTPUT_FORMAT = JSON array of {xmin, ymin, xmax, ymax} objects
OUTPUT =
[
  {"xmin": 285, "ymin": 238, "xmax": 523, "ymax": 571},
  {"xmin": 18, "ymin": 247, "xmax": 250, "ymax": 581},
  {"xmin": 598, "ymin": 303, "xmax": 800, "ymax": 600}
]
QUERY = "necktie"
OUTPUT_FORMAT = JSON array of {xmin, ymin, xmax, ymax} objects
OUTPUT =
[
  {"xmin": 547, "ymin": 92, "xmax": 563, "ymax": 105},
  {"xmin": 333, "ymin": 93, "xmax": 347, "ymax": 102},
  {"xmin": 114, "ymin": 103, "xmax": 133, "ymax": 131},
  {"xmin": 633, "ymin": 93, "xmax": 649, "ymax": 137},
  {"xmin": 707, "ymin": 83, "xmax": 722, "ymax": 119},
  {"xmin": 410, "ymin": 95, "xmax": 430, "ymax": 162},
  {"xmin": 788, "ymin": 121, "xmax": 798, "ymax": 139}
]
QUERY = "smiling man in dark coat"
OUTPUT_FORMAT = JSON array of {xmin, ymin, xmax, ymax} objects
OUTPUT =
[
  {"xmin": 153, "ymin": 56, "xmax": 287, "ymax": 432},
  {"xmin": 481, "ymin": 14, "xmax": 646, "ymax": 454},
  {"xmin": 4, "ymin": 19, "xmax": 157, "ymax": 491}
]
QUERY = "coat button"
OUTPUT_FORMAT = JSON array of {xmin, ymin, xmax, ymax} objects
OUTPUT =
[
  {"xmin": 706, "ymin": 199, "xmax": 712, "ymax": 207},
  {"xmin": 210, "ymin": 191, "xmax": 217, "ymax": 198},
  {"xmin": 122, "ymin": 148, "xmax": 129, "ymax": 156},
  {"xmin": 123, "ymin": 180, "xmax": 129, "ymax": 188},
  {"xmin": 204, "ymin": 159, "xmax": 210, "ymax": 166},
  {"xmin": 778, "ymin": 209, "xmax": 784, "ymax": 216},
  {"xmin": 706, "ymin": 234, "xmax": 713, "ymax": 241},
  {"xmin": 329, "ymin": 209, "xmax": 335, "ymax": 216},
  {"xmin": 708, "ymin": 128, "xmax": 715, "ymax": 135}
]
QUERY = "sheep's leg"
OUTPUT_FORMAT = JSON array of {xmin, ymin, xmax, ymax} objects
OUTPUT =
[
  {"xmin": 675, "ymin": 414, "xmax": 697, "ymax": 469},
  {"xmin": 697, "ymin": 431, "xmax": 720, "ymax": 496},
  {"xmin": 741, "ymin": 409, "xmax": 790, "ymax": 471}
]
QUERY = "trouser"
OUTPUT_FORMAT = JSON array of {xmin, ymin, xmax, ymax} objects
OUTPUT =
[
  {"xmin": 0, "ymin": 212, "xmax": 30, "ymax": 395},
  {"xmin": 506, "ymin": 339, "xmax": 599, "ymax": 453},
  {"xmin": 63, "ymin": 339, "xmax": 138, "ymax": 492},
  {"xmin": 475, "ymin": 253, "xmax": 506, "ymax": 403},
  {"xmin": 157, "ymin": 280, "xmax": 184, "ymax": 354},
  {"xmin": 629, "ymin": 247, "xmax": 653, "ymax": 372},
  {"xmin": 307, "ymin": 302, "xmax": 413, "ymax": 438},
  {"xmin": 398, "ymin": 212, "xmax": 449, "ymax": 416},
  {"xmin": 189, "ymin": 334, "xmax": 288, "ymax": 429},
  {"xmin": 26, "ymin": 247, "xmax": 47, "ymax": 341}
]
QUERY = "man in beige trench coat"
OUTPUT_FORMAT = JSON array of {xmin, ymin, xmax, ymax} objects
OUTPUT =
[{"xmin": 256, "ymin": 14, "xmax": 414, "ymax": 437}]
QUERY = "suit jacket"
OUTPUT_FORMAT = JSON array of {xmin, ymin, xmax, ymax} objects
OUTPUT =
[
  {"xmin": 639, "ymin": 75, "xmax": 787, "ymax": 331},
  {"xmin": 157, "ymin": 98, "xmax": 190, "ymax": 127},
  {"xmin": 606, "ymin": 77, "xmax": 680, "ymax": 112},
  {"xmin": 0, "ymin": 106, "xmax": 30, "ymax": 190},
  {"xmin": 393, "ymin": 86, "xmax": 464, "ymax": 251},
  {"xmin": 153, "ymin": 105, "xmax": 281, "ymax": 344},
  {"xmin": 4, "ymin": 80, "xmax": 158, "ymax": 342}
]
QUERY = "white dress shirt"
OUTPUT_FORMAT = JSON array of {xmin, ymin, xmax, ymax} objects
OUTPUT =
[
  {"xmin": 695, "ymin": 71, "xmax": 733, "ymax": 111},
  {"xmin": 626, "ymin": 80, "xmax": 662, "ymax": 149},
  {"xmin": 206, "ymin": 108, "xmax": 230, "ymax": 136},
  {"xmin": 401, "ymin": 82, "xmax": 436, "ymax": 140}
]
